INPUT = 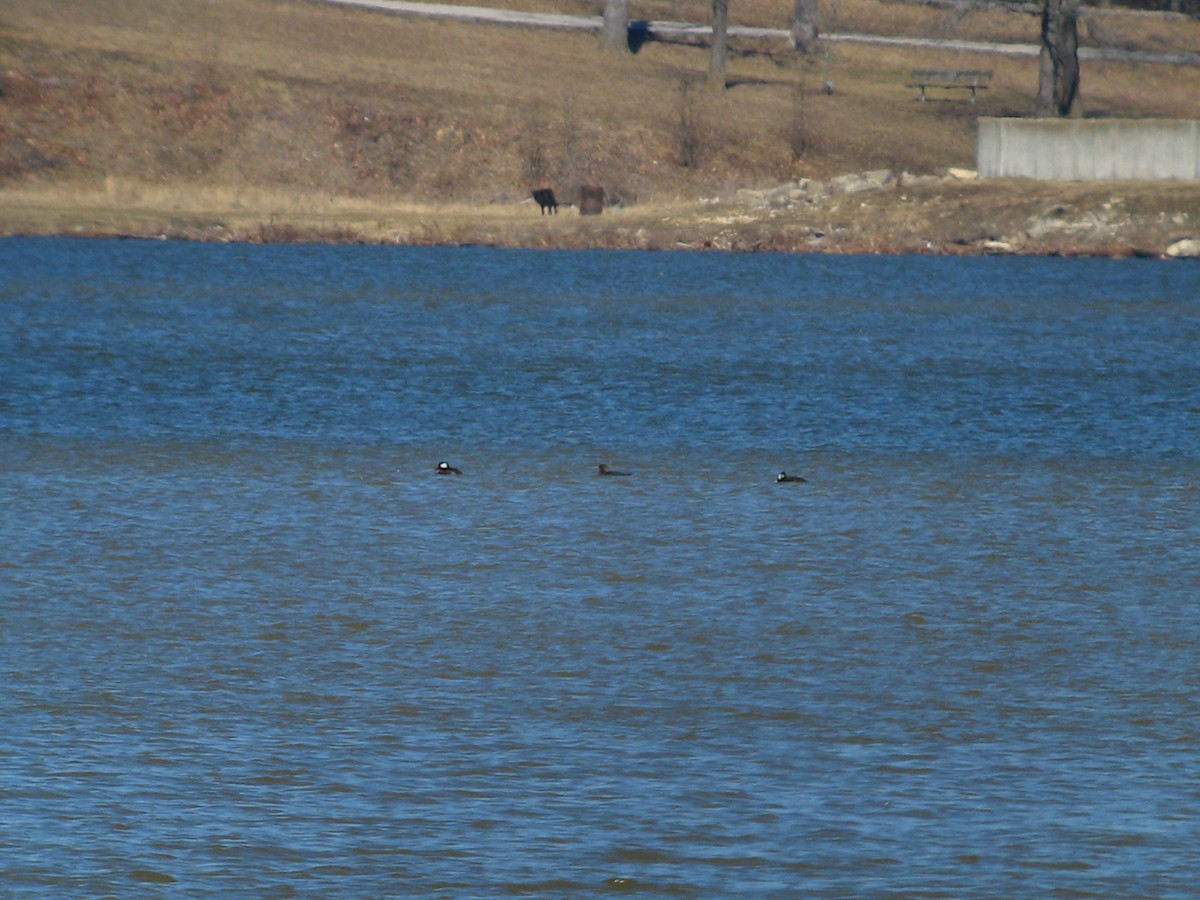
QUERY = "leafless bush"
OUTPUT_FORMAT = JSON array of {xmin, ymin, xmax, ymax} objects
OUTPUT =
[
  {"xmin": 523, "ymin": 111, "xmax": 550, "ymax": 185},
  {"xmin": 675, "ymin": 74, "xmax": 703, "ymax": 168},
  {"xmin": 789, "ymin": 82, "xmax": 809, "ymax": 162}
]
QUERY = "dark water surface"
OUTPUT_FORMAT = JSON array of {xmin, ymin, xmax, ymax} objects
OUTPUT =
[{"xmin": 2, "ymin": 238, "xmax": 1198, "ymax": 897}]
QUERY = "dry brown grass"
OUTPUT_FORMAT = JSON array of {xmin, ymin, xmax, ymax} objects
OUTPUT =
[
  {"xmin": 1, "ymin": 0, "xmax": 1198, "ymax": 250},
  {"xmin": 4, "ymin": 173, "xmax": 1195, "ymax": 258}
]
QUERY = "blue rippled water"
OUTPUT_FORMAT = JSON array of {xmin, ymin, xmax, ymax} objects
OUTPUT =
[{"xmin": 2, "ymin": 237, "xmax": 1198, "ymax": 897}]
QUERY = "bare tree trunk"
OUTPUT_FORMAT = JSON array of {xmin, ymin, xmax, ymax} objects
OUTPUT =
[
  {"xmin": 601, "ymin": 0, "xmax": 629, "ymax": 53},
  {"xmin": 1036, "ymin": 0, "xmax": 1081, "ymax": 117},
  {"xmin": 708, "ymin": 0, "xmax": 729, "ymax": 90},
  {"xmin": 791, "ymin": 0, "xmax": 819, "ymax": 54}
]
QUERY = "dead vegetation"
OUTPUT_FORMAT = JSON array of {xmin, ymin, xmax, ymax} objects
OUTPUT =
[{"xmin": 0, "ymin": 0, "xmax": 1198, "ymax": 252}]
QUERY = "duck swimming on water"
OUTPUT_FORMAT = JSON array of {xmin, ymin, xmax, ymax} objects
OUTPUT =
[
  {"xmin": 597, "ymin": 464, "xmax": 631, "ymax": 476},
  {"xmin": 776, "ymin": 471, "xmax": 806, "ymax": 483},
  {"xmin": 436, "ymin": 461, "xmax": 462, "ymax": 475}
]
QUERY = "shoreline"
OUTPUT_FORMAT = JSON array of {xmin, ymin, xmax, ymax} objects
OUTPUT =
[{"xmin": 3, "ymin": 173, "xmax": 1197, "ymax": 258}]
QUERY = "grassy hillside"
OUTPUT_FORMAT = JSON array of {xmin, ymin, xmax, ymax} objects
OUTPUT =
[
  {"xmin": 1, "ymin": 0, "xmax": 1198, "ymax": 251},
  {"xmin": 4, "ymin": 0, "xmax": 1199, "ymax": 196}
]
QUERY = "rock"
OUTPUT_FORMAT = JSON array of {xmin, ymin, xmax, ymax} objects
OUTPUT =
[
  {"xmin": 899, "ymin": 172, "xmax": 944, "ymax": 187},
  {"xmin": 828, "ymin": 170, "xmax": 896, "ymax": 196},
  {"xmin": 829, "ymin": 173, "xmax": 872, "ymax": 195},
  {"xmin": 982, "ymin": 240, "xmax": 1017, "ymax": 254},
  {"xmin": 1164, "ymin": 237, "xmax": 1200, "ymax": 258},
  {"xmin": 766, "ymin": 184, "xmax": 798, "ymax": 207},
  {"xmin": 756, "ymin": 179, "xmax": 832, "ymax": 208},
  {"xmin": 947, "ymin": 167, "xmax": 979, "ymax": 180}
]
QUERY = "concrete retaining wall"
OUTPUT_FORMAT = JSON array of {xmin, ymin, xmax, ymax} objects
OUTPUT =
[{"xmin": 978, "ymin": 118, "xmax": 1200, "ymax": 180}]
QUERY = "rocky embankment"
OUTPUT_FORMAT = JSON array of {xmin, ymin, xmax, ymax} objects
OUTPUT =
[{"xmin": 721, "ymin": 169, "xmax": 1200, "ymax": 258}]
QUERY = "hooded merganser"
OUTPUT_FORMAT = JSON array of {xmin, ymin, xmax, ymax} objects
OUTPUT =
[
  {"xmin": 436, "ymin": 461, "xmax": 462, "ymax": 475},
  {"xmin": 776, "ymin": 471, "xmax": 806, "ymax": 483},
  {"xmin": 597, "ymin": 464, "xmax": 631, "ymax": 476}
]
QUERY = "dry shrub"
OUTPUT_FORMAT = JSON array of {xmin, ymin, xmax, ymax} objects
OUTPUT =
[
  {"xmin": 2, "ymin": 0, "xmax": 1198, "ymax": 205},
  {"xmin": 675, "ymin": 74, "xmax": 704, "ymax": 168},
  {"xmin": 253, "ymin": 218, "xmax": 365, "ymax": 244}
]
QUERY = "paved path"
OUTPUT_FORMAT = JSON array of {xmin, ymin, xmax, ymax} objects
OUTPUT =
[{"xmin": 315, "ymin": 0, "xmax": 1198, "ymax": 66}]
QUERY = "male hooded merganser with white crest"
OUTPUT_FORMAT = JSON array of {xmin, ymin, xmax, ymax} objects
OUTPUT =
[
  {"xmin": 436, "ymin": 461, "xmax": 462, "ymax": 475},
  {"xmin": 597, "ymin": 464, "xmax": 631, "ymax": 476},
  {"xmin": 776, "ymin": 471, "xmax": 806, "ymax": 483}
]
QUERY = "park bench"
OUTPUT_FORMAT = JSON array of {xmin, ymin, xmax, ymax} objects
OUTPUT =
[{"xmin": 907, "ymin": 69, "xmax": 993, "ymax": 103}]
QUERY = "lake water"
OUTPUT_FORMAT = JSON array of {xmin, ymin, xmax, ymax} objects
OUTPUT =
[{"xmin": 2, "ymin": 237, "xmax": 1198, "ymax": 897}]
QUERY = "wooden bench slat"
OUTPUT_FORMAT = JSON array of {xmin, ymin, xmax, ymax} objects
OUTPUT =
[
  {"xmin": 906, "ymin": 69, "xmax": 992, "ymax": 102},
  {"xmin": 910, "ymin": 70, "xmax": 993, "ymax": 82}
]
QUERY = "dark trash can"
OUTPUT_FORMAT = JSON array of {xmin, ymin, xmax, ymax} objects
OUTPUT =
[{"xmin": 579, "ymin": 185, "xmax": 605, "ymax": 216}]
